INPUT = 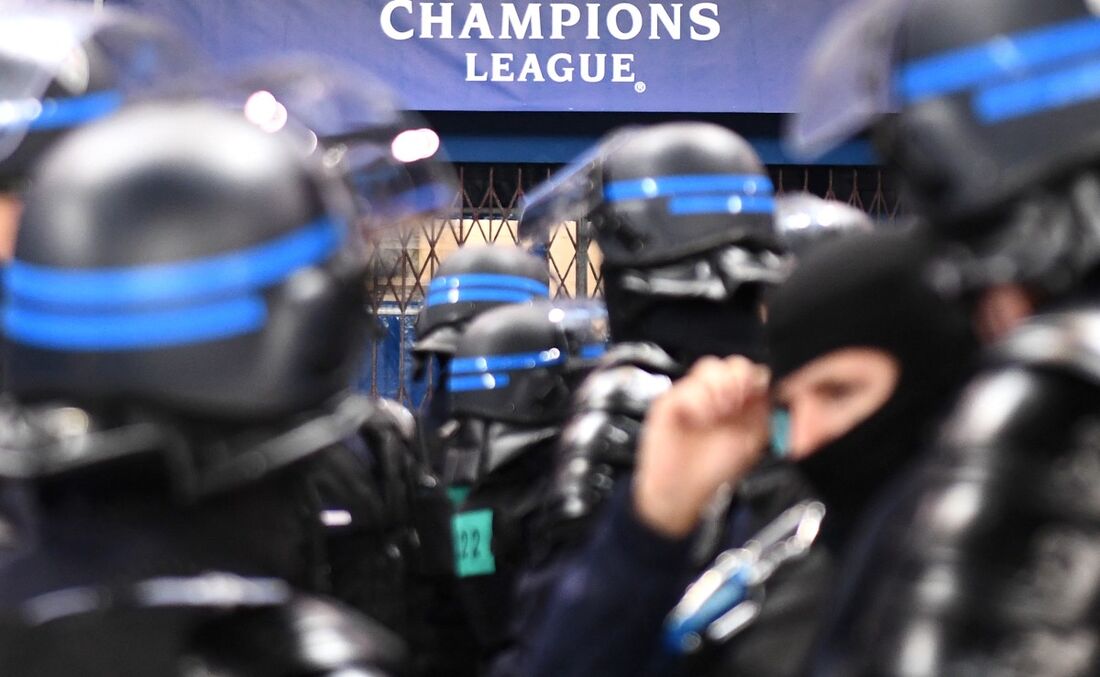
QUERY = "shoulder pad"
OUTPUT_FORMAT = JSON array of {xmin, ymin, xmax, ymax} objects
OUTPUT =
[
  {"xmin": 992, "ymin": 307, "xmax": 1100, "ymax": 385},
  {"xmin": 597, "ymin": 342, "xmax": 683, "ymax": 376},
  {"xmin": 574, "ymin": 364, "xmax": 674, "ymax": 418},
  {"xmin": 558, "ymin": 410, "xmax": 640, "ymax": 469}
]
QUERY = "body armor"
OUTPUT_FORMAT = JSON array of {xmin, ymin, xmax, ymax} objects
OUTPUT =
[{"xmin": 813, "ymin": 306, "xmax": 1100, "ymax": 677}]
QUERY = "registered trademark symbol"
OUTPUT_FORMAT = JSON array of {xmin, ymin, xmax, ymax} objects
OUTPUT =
[{"xmin": 634, "ymin": 81, "xmax": 647, "ymax": 93}]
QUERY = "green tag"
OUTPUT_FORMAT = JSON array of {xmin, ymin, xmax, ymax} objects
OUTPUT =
[
  {"xmin": 447, "ymin": 485, "xmax": 471, "ymax": 507},
  {"xmin": 452, "ymin": 508, "xmax": 496, "ymax": 577}
]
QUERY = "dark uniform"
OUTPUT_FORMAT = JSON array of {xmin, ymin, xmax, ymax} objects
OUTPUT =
[
  {"xmin": 528, "ymin": 231, "xmax": 976, "ymax": 677},
  {"xmin": 783, "ymin": 1, "xmax": 1100, "ymax": 674},
  {"xmin": 441, "ymin": 299, "xmax": 607, "ymax": 669},
  {"xmin": 0, "ymin": 102, "xmax": 411, "ymax": 674}
]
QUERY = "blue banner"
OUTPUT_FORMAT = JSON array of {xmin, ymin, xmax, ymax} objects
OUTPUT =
[{"xmin": 109, "ymin": 0, "xmax": 849, "ymax": 113}]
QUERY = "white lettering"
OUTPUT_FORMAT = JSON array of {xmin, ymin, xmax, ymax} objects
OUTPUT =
[
  {"xmin": 650, "ymin": 3, "xmax": 682, "ymax": 40},
  {"xmin": 549, "ymin": 3, "xmax": 581, "ymax": 39},
  {"xmin": 380, "ymin": 0, "xmax": 414, "ymax": 40},
  {"xmin": 585, "ymin": 4, "xmax": 601, "ymax": 40},
  {"xmin": 689, "ymin": 3, "xmax": 720, "ymax": 41},
  {"xmin": 492, "ymin": 52, "xmax": 516, "ymax": 81},
  {"xmin": 579, "ymin": 53, "xmax": 606, "ymax": 82},
  {"xmin": 420, "ymin": 3, "xmax": 454, "ymax": 38},
  {"xmin": 465, "ymin": 52, "xmax": 489, "ymax": 80},
  {"xmin": 547, "ymin": 53, "xmax": 575, "ymax": 81},
  {"xmin": 611, "ymin": 53, "xmax": 635, "ymax": 81},
  {"xmin": 518, "ymin": 53, "xmax": 547, "ymax": 81},
  {"xmin": 500, "ymin": 3, "xmax": 544, "ymax": 39},
  {"xmin": 459, "ymin": 3, "xmax": 493, "ymax": 39},
  {"xmin": 606, "ymin": 3, "xmax": 643, "ymax": 40}
]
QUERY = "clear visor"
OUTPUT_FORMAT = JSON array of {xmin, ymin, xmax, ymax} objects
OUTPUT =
[
  {"xmin": 783, "ymin": 0, "xmax": 911, "ymax": 160},
  {"xmin": 0, "ymin": 6, "xmax": 206, "ymax": 162},
  {"xmin": 518, "ymin": 127, "xmax": 639, "ymax": 249},
  {"xmin": 225, "ymin": 55, "xmax": 457, "ymax": 230}
]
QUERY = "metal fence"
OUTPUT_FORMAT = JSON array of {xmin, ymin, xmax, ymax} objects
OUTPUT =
[{"xmin": 361, "ymin": 163, "xmax": 902, "ymax": 405}]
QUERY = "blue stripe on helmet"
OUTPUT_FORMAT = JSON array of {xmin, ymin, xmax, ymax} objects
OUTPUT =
[
  {"xmin": 974, "ymin": 56, "xmax": 1100, "ymax": 123},
  {"xmin": 604, "ymin": 174, "xmax": 774, "ymax": 203},
  {"xmin": 20, "ymin": 90, "xmax": 124, "ymax": 131},
  {"xmin": 579, "ymin": 343, "xmax": 607, "ymax": 360},
  {"xmin": 668, "ymin": 195, "xmax": 775, "ymax": 216},
  {"xmin": 425, "ymin": 288, "xmax": 540, "ymax": 307},
  {"xmin": 427, "ymin": 273, "xmax": 550, "ymax": 297},
  {"xmin": 2, "ymin": 296, "xmax": 267, "ymax": 351},
  {"xmin": 895, "ymin": 16, "xmax": 1100, "ymax": 103},
  {"xmin": 447, "ymin": 372, "xmax": 512, "ymax": 392},
  {"xmin": 4, "ymin": 217, "xmax": 344, "ymax": 311},
  {"xmin": 450, "ymin": 349, "xmax": 565, "ymax": 375}
]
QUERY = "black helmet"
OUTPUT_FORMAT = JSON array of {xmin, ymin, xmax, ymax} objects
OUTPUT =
[
  {"xmin": 522, "ymin": 122, "xmax": 785, "ymax": 269},
  {"xmin": 775, "ymin": 193, "xmax": 875, "ymax": 257},
  {"xmin": 0, "ymin": 3, "xmax": 205, "ymax": 187},
  {"xmin": 447, "ymin": 300, "xmax": 604, "ymax": 426},
  {"xmin": 413, "ymin": 245, "xmax": 550, "ymax": 359},
  {"xmin": 1, "ymin": 101, "xmax": 365, "ymax": 420},
  {"xmin": 788, "ymin": 0, "xmax": 1100, "ymax": 295}
]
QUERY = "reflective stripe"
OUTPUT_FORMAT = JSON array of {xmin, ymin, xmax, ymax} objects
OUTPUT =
[
  {"xmin": 896, "ymin": 16, "xmax": 1100, "ymax": 103},
  {"xmin": 5, "ymin": 217, "xmax": 343, "ymax": 310},
  {"xmin": 668, "ymin": 195, "xmax": 775, "ymax": 216},
  {"xmin": 425, "ymin": 288, "xmax": 540, "ymax": 307},
  {"xmin": 427, "ymin": 273, "xmax": 549, "ymax": 296},
  {"xmin": 3, "ymin": 296, "xmax": 266, "ymax": 351},
  {"xmin": 450, "ymin": 349, "xmax": 564, "ymax": 375},
  {"xmin": 974, "ymin": 56, "xmax": 1100, "ymax": 123},
  {"xmin": 0, "ymin": 90, "xmax": 124, "ymax": 131},
  {"xmin": 448, "ymin": 373, "xmax": 511, "ymax": 392},
  {"xmin": 604, "ymin": 174, "xmax": 774, "ymax": 203},
  {"xmin": 579, "ymin": 343, "xmax": 607, "ymax": 360}
]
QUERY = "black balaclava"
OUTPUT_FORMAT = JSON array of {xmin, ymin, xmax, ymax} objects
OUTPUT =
[
  {"xmin": 767, "ymin": 230, "xmax": 977, "ymax": 533},
  {"xmin": 603, "ymin": 267, "xmax": 767, "ymax": 366}
]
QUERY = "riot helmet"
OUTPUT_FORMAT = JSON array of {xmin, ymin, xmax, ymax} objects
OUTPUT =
[
  {"xmin": 0, "ymin": 3, "xmax": 205, "ymax": 188},
  {"xmin": 775, "ymin": 192, "xmax": 875, "ymax": 257},
  {"xmin": 1, "ymin": 101, "xmax": 368, "ymax": 420},
  {"xmin": 788, "ymin": 0, "xmax": 1100, "ymax": 297},
  {"xmin": 447, "ymin": 300, "xmax": 594, "ymax": 426},
  {"xmin": 413, "ymin": 245, "xmax": 550, "ymax": 360},
  {"xmin": 522, "ymin": 122, "xmax": 789, "ymax": 363}
]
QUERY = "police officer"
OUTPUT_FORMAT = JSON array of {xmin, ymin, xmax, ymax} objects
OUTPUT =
[
  {"xmin": 0, "ymin": 101, "xmax": 408, "ymax": 672},
  {"xmin": 0, "ymin": 2, "xmax": 208, "ymax": 552},
  {"xmin": 412, "ymin": 245, "xmax": 550, "ymax": 474},
  {"xmin": 784, "ymin": 1, "xmax": 1100, "ymax": 674},
  {"xmin": 443, "ymin": 299, "xmax": 606, "ymax": 666},
  {"xmin": 520, "ymin": 121, "xmax": 789, "ymax": 562}
]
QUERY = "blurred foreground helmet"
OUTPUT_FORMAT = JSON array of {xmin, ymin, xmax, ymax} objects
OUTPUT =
[
  {"xmin": 448, "ymin": 300, "xmax": 607, "ymax": 426},
  {"xmin": 224, "ymin": 55, "xmax": 456, "ymax": 230},
  {"xmin": 0, "ymin": 2, "xmax": 205, "ymax": 187},
  {"xmin": 0, "ymin": 574, "xmax": 406, "ymax": 676},
  {"xmin": 521, "ymin": 122, "xmax": 786, "ymax": 274},
  {"xmin": 788, "ymin": 0, "xmax": 1100, "ymax": 295},
  {"xmin": 413, "ymin": 245, "xmax": 550, "ymax": 359},
  {"xmin": 1, "ymin": 102, "xmax": 366, "ymax": 419},
  {"xmin": 775, "ymin": 193, "xmax": 874, "ymax": 257}
]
